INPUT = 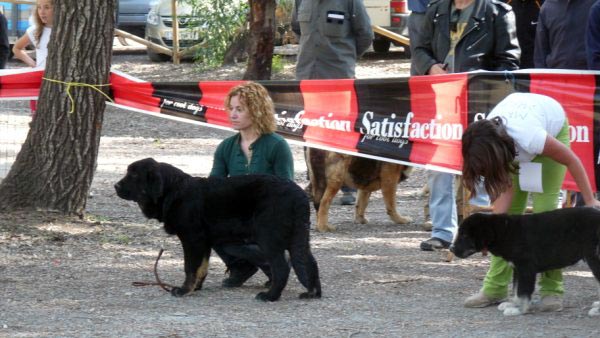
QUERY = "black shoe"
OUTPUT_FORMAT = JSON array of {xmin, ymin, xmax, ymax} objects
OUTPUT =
[
  {"xmin": 420, "ymin": 237, "xmax": 451, "ymax": 251},
  {"xmin": 340, "ymin": 192, "xmax": 356, "ymax": 205},
  {"xmin": 222, "ymin": 266, "xmax": 258, "ymax": 288}
]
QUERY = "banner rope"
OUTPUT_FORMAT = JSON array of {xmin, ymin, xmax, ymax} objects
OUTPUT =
[{"xmin": 42, "ymin": 77, "xmax": 114, "ymax": 113}]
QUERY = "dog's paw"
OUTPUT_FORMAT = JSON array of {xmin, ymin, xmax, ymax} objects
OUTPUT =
[
  {"xmin": 503, "ymin": 307, "xmax": 524, "ymax": 316},
  {"xmin": 316, "ymin": 223, "xmax": 336, "ymax": 232},
  {"xmin": 589, "ymin": 307, "xmax": 600, "ymax": 316},
  {"xmin": 498, "ymin": 301, "xmax": 516, "ymax": 311},
  {"xmin": 299, "ymin": 291, "xmax": 321, "ymax": 299},
  {"xmin": 592, "ymin": 301, "xmax": 600, "ymax": 308},
  {"xmin": 170, "ymin": 287, "xmax": 191, "ymax": 297},
  {"xmin": 354, "ymin": 216, "xmax": 368, "ymax": 224},
  {"xmin": 390, "ymin": 214, "xmax": 412, "ymax": 224},
  {"xmin": 255, "ymin": 292, "xmax": 277, "ymax": 302}
]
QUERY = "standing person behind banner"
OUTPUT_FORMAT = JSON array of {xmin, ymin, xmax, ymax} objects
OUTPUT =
[
  {"xmin": 534, "ymin": 0, "xmax": 595, "ymax": 70},
  {"xmin": 461, "ymin": 92, "xmax": 600, "ymax": 312},
  {"xmin": 501, "ymin": 0, "xmax": 544, "ymax": 69},
  {"xmin": 209, "ymin": 82, "xmax": 294, "ymax": 288},
  {"xmin": 534, "ymin": 0, "xmax": 596, "ymax": 207},
  {"xmin": 587, "ymin": 0, "xmax": 600, "ymax": 70},
  {"xmin": 0, "ymin": 11, "xmax": 9, "ymax": 69},
  {"xmin": 12, "ymin": 0, "xmax": 54, "ymax": 118},
  {"xmin": 412, "ymin": 0, "xmax": 520, "ymax": 252},
  {"xmin": 292, "ymin": 0, "xmax": 373, "ymax": 205}
]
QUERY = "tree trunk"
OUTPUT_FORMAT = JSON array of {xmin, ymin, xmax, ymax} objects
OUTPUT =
[
  {"xmin": 243, "ymin": 0, "xmax": 276, "ymax": 80},
  {"xmin": 0, "ymin": 0, "xmax": 115, "ymax": 216}
]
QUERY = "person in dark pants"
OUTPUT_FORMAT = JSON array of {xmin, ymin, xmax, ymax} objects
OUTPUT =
[
  {"xmin": 502, "ymin": 0, "xmax": 543, "ymax": 69},
  {"xmin": 210, "ymin": 82, "xmax": 295, "ymax": 287},
  {"xmin": 412, "ymin": 0, "xmax": 520, "ymax": 253},
  {"xmin": 0, "ymin": 12, "xmax": 10, "ymax": 69}
]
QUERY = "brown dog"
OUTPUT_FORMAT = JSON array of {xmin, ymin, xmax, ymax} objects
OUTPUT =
[{"xmin": 307, "ymin": 148, "xmax": 412, "ymax": 232}]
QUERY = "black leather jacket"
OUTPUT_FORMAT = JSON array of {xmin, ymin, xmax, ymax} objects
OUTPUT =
[{"xmin": 413, "ymin": 0, "xmax": 521, "ymax": 74}]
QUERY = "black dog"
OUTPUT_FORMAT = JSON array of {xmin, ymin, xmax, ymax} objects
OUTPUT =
[
  {"xmin": 114, "ymin": 158, "xmax": 322, "ymax": 302},
  {"xmin": 451, "ymin": 208, "xmax": 600, "ymax": 316}
]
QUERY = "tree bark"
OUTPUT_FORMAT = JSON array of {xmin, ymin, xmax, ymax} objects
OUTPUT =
[
  {"xmin": 0, "ymin": 0, "xmax": 115, "ymax": 216},
  {"xmin": 243, "ymin": 0, "xmax": 276, "ymax": 80}
]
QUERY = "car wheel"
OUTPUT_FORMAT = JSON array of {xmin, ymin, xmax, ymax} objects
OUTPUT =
[
  {"xmin": 147, "ymin": 48, "xmax": 171, "ymax": 62},
  {"xmin": 372, "ymin": 39, "xmax": 391, "ymax": 53}
]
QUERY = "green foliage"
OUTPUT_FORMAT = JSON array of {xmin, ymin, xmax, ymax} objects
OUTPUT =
[
  {"xmin": 271, "ymin": 54, "xmax": 285, "ymax": 74},
  {"xmin": 184, "ymin": 0, "xmax": 248, "ymax": 70}
]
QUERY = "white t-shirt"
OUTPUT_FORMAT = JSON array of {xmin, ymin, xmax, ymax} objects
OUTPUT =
[
  {"xmin": 26, "ymin": 26, "xmax": 51, "ymax": 68},
  {"xmin": 487, "ymin": 93, "xmax": 566, "ymax": 162}
]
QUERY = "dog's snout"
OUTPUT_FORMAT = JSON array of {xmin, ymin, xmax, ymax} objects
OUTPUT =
[{"xmin": 114, "ymin": 182, "xmax": 121, "ymax": 191}]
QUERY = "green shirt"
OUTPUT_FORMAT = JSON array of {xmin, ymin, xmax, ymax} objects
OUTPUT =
[{"xmin": 210, "ymin": 133, "xmax": 294, "ymax": 180}]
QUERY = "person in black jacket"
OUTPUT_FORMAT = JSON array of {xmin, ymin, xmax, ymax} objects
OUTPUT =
[
  {"xmin": 410, "ymin": 0, "xmax": 520, "ymax": 255},
  {"xmin": 0, "ymin": 12, "xmax": 9, "ymax": 69},
  {"xmin": 502, "ymin": 0, "xmax": 543, "ymax": 69},
  {"xmin": 413, "ymin": 0, "xmax": 521, "ymax": 74}
]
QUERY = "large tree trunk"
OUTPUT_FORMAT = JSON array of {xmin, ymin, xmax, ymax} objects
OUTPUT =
[
  {"xmin": 243, "ymin": 0, "xmax": 276, "ymax": 80},
  {"xmin": 0, "ymin": 0, "xmax": 115, "ymax": 216}
]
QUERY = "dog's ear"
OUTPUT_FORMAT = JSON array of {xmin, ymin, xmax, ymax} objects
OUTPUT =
[{"xmin": 145, "ymin": 165, "xmax": 164, "ymax": 203}]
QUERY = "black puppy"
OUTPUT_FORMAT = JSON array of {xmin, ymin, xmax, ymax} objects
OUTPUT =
[
  {"xmin": 115, "ymin": 158, "xmax": 322, "ymax": 302},
  {"xmin": 451, "ymin": 208, "xmax": 600, "ymax": 316}
]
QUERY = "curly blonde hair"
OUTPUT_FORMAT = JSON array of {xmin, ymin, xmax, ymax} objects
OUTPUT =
[
  {"xmin": 224, "ymin": 82, "xmax": 276, "ymax": 135},
  {"xmin": 33, "ymin": 0, "xmax": 54, "ymax": 48}
]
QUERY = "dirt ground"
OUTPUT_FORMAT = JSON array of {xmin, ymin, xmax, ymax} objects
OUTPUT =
[{"xmin": 1, "ymin": 49, "xmax": 600, "ymax": 338}]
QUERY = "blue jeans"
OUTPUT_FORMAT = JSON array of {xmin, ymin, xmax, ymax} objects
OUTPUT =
[
  {"xmin": 428, "ymin": 171, "xmax": 490, "ymax": 243},
  {"xmin": 428, "ymin": 171, "xmax": 457, "ymax": 243}
]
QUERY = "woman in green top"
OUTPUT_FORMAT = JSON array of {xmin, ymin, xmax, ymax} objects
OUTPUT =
[
  {"xmin": 210, "ymin": 82, "xmax": 295, "ymax": 288},
  {"xmin": 211, "ymin": 82, "xmax": 294, "ymax": 180}
]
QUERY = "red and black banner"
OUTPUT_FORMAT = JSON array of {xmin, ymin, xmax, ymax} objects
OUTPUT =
[{"xmin": 1, "ymin": 68, "xmax": 599, "ymax": 191}]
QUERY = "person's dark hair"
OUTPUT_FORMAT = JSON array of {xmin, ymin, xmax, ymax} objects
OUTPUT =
[{"xmin": 462, "ymin": 117, "xmax": 518, "ymax": 202}]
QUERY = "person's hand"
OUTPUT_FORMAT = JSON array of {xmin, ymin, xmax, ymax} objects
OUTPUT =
[
  {"xmin": 428, "ymin": 63, "xmax": 448, "ymax": 75},
  {"xmin": 585, "ymin": 198, "xmax": 600, "ymax": 209}
]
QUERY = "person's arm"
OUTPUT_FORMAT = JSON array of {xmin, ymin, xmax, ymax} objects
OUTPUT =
[
  {"xmin": 351, "ymin": 0, "xmax": 374, "ymax": 57},
  {"xmin": 271, "ymin": 140, "xmax": 294, "ymax": 180},
  {"xmin": 412, "ymin": 7, "xmax": 441, "ymax": 75},
  {"xmin": 533, "ymin": 7, "xmax": 549, "ymax": 68},
  {"xmin": 492, "ymin": 186, "xmax": 514, "ymax": 214},
  {"xmin": 541, "ymin": 136, "xmax": 600, "ymax": 208},
  {"xmin": 12, "ymin": 34, "xmax": 36, "ymax": 67},
  {"xmin": 0, "ymin": 14, "xmax": 9, "ymax": 69},
  {"xmin": 209, "ymin": 142, "xmax": 229, "ymax": 177},
  {"xmin": 492, "ymin": 7, "xmax": 521, "ymax": 70},
  {"xmin": 586, "ymin": 3, "xmax": 600, "ymax": 70}
]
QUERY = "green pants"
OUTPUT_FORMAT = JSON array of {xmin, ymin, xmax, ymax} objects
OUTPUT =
[{"xmin": 482, "ymin": 122, "xmax": 569, "ymax": 298}]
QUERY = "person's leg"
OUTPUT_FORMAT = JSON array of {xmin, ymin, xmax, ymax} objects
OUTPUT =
[
  {"xmin": 214, "ymin": 244, "xmax": 264, "ymax": 287},
  {"xmin": 531, "ymin": 154, "xmax": 567, "ymax": 300},
  {"xmin": 465, "ymin": 174, "xmax": 528, "ymax": 307},
  {"xmin": 421, "ymin": 171, "xmax": 456, "ymax": 250}
]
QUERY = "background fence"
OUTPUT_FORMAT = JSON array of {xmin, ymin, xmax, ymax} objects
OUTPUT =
[{"xmin": 0, "ymin": 101, "xmax": 30, "ymax": 179}]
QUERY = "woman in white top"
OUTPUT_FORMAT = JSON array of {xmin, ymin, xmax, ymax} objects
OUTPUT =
[
  {"xmin": 461, "ymin": 92, "xmax": 600, "ymax": 312},
  {"xmin": 12, "ymin": 0, "xmax": 53, "ymax": 68}
]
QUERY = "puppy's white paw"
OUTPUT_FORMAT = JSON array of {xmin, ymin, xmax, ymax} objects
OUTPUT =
[
  {"xmin": 588, "ymin": 307, "xmax": 600, "ymax": 317},
  {"xmin": 503, "ymin": 307, "xmax": 523, "ymax": 316},
  {"xmin": 498, "ymin": 301, "xmax": 516, "ymax": 311},
  {"xmin": 592, "ymin": 301, "xmax": 600, "ymax": 308}
]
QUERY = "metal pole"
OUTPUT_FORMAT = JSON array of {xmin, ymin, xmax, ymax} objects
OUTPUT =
[{"xmin": 171, "ymin": 0, "xmax": 180, "ymax": 65}]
